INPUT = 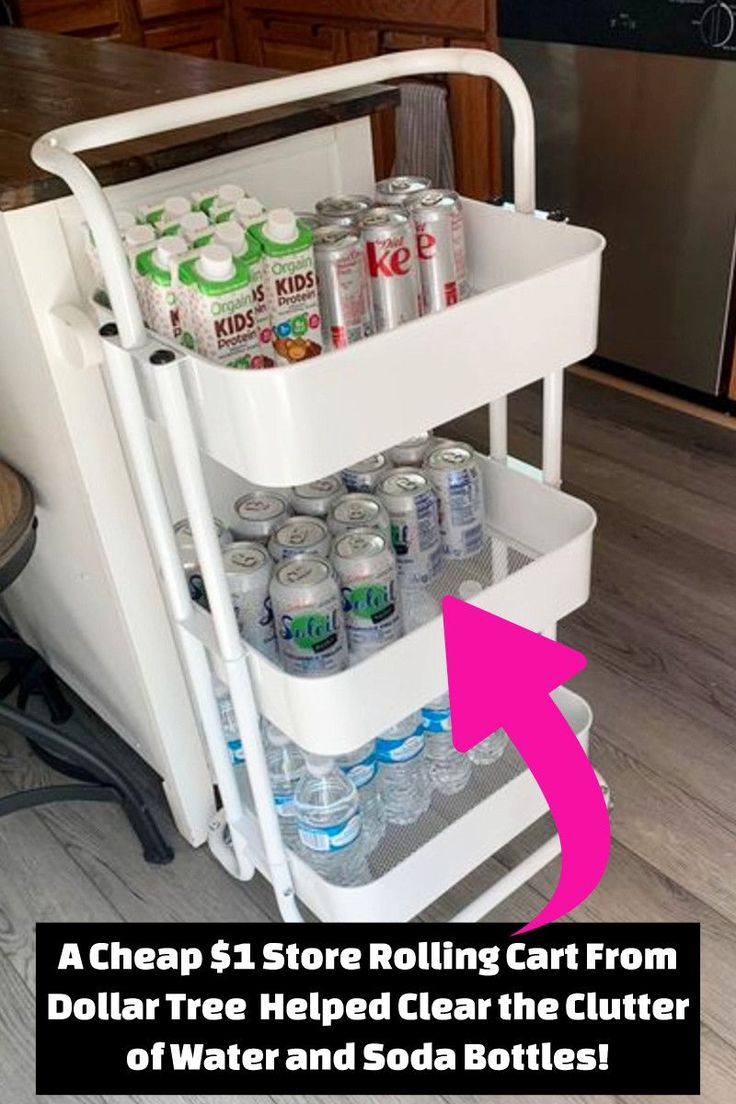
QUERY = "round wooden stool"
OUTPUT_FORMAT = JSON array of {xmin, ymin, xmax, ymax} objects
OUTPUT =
[
  {"xmin": 0, "ymin": 461, "xmax": 36, "ymax": 592},
  {"xmin": 0, "ymin": 460, "xmax": 173, "ymax": 864}
]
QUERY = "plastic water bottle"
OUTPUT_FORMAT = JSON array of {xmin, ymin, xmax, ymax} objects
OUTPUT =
[
  {"xmin": 262, "ymin": 719, "xmax": 304, "ymax": 846},
  {"xmin": 376, "ymin": 711, "xmax": 431, "ymax": 825},
  {"xmin": 336, "ymin": 740, "xmax": 385, "ymax": 853},
  {"xmin": 422, "ymin": 694, "xmax": 471, "ymax": 795},
  {"xmin": 294, "ymin": 757, "xmax": 370, "ymax": 885},
  {"xmin": 216, "ymin": 688, "xmax": 250, "ymax": 806},
  {"xmin": 469, "ymin": 729, "xmax": 509, "ymax": 766}
]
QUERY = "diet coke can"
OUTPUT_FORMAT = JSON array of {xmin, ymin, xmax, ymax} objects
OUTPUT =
[
  {"xmin": 407, "ymin": 189, "xmax": 464, "ymax": 312},
  {"xmin": 295, "ymin": 211, "xmax": 322, "ymax": 232},
  {"xmin": 359, "ymin": 207, "xmax": 422, "ymax": 331},
  {"xmin": 313, "ymin": 225, "xmax": 373, "ymax": 350},
  {"xmin": 267, "ymin": 516, "xmax": 332, "ymax": 562},
  {"xmin": 315, "ymin": 194, "xmax": 373, "ymax": 227},
  {"xmin": 342, "ymin": 453, "xmax": 393, "ymax": 493},
  {"xmin": 375, "ymin": 175, "xmax": 432, "ymax": 206},
  {"xmin": 222, "ymin": 541, "xmax": 277, "ymax": 660},
  {"xmin": 378, "ymin": 468, "xmax": 443, "ymax": 588},
  {"xmin": 424, "ymin": 441, "xmax": 485, "ymax": 559}
]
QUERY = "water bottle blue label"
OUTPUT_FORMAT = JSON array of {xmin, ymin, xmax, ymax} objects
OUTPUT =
[
  {"xmin": 274, "ymin": 793, "xmax": 295, "ymax": 818},
  {"xmin": 227, "ymin": 738, "xmax": 245, "ymax": 765},
  {"xmin": 297, "ymin": 813, "xmax": 362, "ymax": 853},
  {"xmin": 341, "ymin": 752, "xmax": 378, "ymax": 789},
  {"xmin": 421, "ymin": 706, "xmax": 451, "ymax": 733},
  {"xmin": 376, "ymin": 731, "xmax": 425, "ymax": 764}
]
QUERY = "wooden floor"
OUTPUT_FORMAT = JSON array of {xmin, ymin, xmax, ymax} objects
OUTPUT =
[{"xmin": 1, "ymin": 374, "xmax": 735, "ymax": 1104}]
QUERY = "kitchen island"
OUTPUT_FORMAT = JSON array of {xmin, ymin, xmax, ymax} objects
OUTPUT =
[{"xmin": 0, "ymin": 27, "xmax": 396, "ymax": 844}]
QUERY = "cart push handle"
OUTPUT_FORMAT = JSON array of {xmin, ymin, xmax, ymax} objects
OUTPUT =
[{"xmin": 32, "ymin": 47, "xmax": 536, "ymax": 352}]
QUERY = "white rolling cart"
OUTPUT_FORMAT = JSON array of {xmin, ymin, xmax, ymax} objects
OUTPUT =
[{"xmin": 32, "ymin": 49, "xmax": 609, "ymax": 924}]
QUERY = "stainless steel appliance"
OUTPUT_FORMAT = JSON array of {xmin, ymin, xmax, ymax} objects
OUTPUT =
[{"xmin": 499, "ymin": 0, "xmax": 736, "ymax": 395}]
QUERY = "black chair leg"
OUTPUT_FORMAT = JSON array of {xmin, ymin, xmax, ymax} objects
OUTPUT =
[{"xmin": 0, "ymin": 701, "xmax": 174, "ymax": 865}]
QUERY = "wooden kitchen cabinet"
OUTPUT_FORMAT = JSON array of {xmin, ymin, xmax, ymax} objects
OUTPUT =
[
  {"xmin": 15, "ymin": 1, "xmax": 232, "ymax": 58},
  {"xmin": 142, "ymin": 14, "xmax": 233, "ymax": 58},
  {"xmin": 15, "ymin": 1, "xmax": 123, "ymax": 38},
  {"xmin": 14, "ymin": 0, "xmax": 501, "ymax": 197},
  {"xmin": 230, "ymin": 1, "xmax": 501, "ymax": 198}
]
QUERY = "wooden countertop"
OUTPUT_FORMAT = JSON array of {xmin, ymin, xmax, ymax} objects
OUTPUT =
[{"xmin": 0, "ymin": 28, "xmax": 398, "ymax": 211}]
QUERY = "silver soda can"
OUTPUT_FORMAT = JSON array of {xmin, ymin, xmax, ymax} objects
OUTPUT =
[
  {"xmin": 378, "ymin": 468, "xmax": 443, "ymax": 587},
  {"xmin": 359, "ymin": 207, "xmax": 422, "ymax": 331},
  {"xmin": 342, "ymin": 453, "xmax": 393, "ymax": 493},
  {"xmin": 389, "ymin": 433, "xmax": 431, "ymax": 467},
  {"xmin": 222, "ymin": 542, "xmax": 277, "ymax": 660},
  {"xmin": 233, "ymin": 491, "xmax": 291, "ymax": 542},
  {"xmin": 174, "ymin": 517, "xmax": 232, "ymax": 601},
  {"xmin": 332, "ymin": 529, "xmax": 402, "ymax": 659},
  {"xmin": 375, "ymin": 175, "xmax": 432, "ymax": 206},
  {"xmin": 328, "ymin": 493, "xmax": 391, "ymax": 542},
  {"xmin": 424, "ymin": 441, "xmax": 485, "ymax": 559},
  {"xmin": 407, "ymin": 189, "xmax": 463, "ymax": 312},
  {"xmin": 268, "ymin": 516, "xmax": 332, "ymax": 562},
  {"xmin": 291, "ymin": 476, "xmax": 344, "ymax": 518},
  {"xmin": 315, "ymin": 194, "xmax": 373, "ymax": 227},
  {"xmin": 270, "ymin": 555, "xmax": 348, "ymax": 677},
  {"xmin": 313, "ymin": 225, "xmax": 373, "ymax": 350},
  {"xmin": 295, "ymin": 212, "xmax": 322, "ymax": 232}
]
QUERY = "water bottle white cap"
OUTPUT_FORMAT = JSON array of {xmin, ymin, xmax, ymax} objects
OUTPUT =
[
  {"xmin": 306, "ymin": 755, "xmax": 334, "ymax": 777},
  {"xmin": 197, "ymin": 244, "xmax": 235, "ymax": 281},
  {"xmin": 115, "ymin": 210, "xmax": 137, "ymax": 233},
  {"xmin": 154, "ymin": 236, "xmax": 187, "ymax": 268},
  {"xmin": 124, "ymin": 224, "xmax": 156, "ymax": 247},
  {"xmin": 163, "ymin": 196, "xmax": 191, "ymax": 219},
  {"xmin": 264, "ymin": 208, "xmax": 298, "ymax": 243},
  {"xmin": 214, "ymin": 222, "xmax": 246, "ymax": 251},
  {"xmin": 218, "ymin": 184, "xmax": 246, "ymax": 205},
  {"xmin": 235, "ymin": 197, "xmax": 265, "ymax": 219},
  {"xmin": 180, "ymin": 211, "xmax": 209, "ymax": 232},
  {"xmin": 458, "ymin": 579, "xmax": 483, "ymax": 600}
]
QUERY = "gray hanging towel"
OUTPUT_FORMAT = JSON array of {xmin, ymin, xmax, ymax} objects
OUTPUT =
[{"xmin": 393, "ymin": 81, "xmax": 456, "ymax": 191}]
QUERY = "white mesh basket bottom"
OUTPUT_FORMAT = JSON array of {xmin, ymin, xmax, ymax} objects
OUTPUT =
[
  {"xmin": 285, "ymin": 742, "xmax": 527, "ymax": 888},
  {"xmin": 426, "ymin": 528, "xmax": 537, "ymax": 603}
]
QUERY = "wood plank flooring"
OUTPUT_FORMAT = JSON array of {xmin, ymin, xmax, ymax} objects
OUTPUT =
[{"xmin": 2, "ymin": 373, "xmax": 735, "ymax": 1104}]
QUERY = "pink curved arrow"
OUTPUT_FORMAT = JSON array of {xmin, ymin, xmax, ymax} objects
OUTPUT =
[{"xmin": 442, "ymin": 596, "xmax": 610, "ymax": 933}]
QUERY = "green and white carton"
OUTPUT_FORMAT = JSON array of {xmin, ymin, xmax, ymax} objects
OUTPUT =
[
  {"xmin": 249, "ymin": 208, "xmax": 323, "ymax": 366},
  {"xmin": 135, "ymin": 236, "xmax": 195, "ymax": 347},
  {"xmin": 188, "ymin": 243, "xmax": 270, "ymax": 369}
]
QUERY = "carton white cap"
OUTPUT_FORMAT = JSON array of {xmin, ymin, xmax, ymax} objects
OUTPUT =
[
  {"xmin": 217, "ymin": 183, "xmax": 246, "ymax": 206},
  {"xmin": 214, "ymin": 222, "xmax": 246, "ymax": 252},
  {"xmin": 115, "ymin": 210, "xmax": 137, "ymax": 233},
  {"xmin": 124, "ymin": 224, "xmax": 156, "ymax": 247},
  {"xmin": 264, "ymin": 208, "xmax": 298, "ymax": 244},
  {"xmin": 163, "ymin": 195, "xmax": 191, "ymax": 219},
  {"xmin": 180, "ymin": 211, "xmax": 209, "ymax": 233},
  {"xmin": 154, "ymin": 235, "xmax": 188, "ymax": 269},
  {"xmin": 306, "ymin": 755, "xmax": 334, "ymax": 777},
  {"xmin": 235, "ymin": 197, "xmax": 265, "ymax": 220},
  {"xmin": 197, "ymin": 244, "xmax": 235, "ymax": 281}
]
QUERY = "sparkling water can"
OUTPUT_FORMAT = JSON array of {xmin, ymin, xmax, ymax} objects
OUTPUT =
[
  {"xmin": 424, "ymin": 441, "xmax": 485, "ymax": 559},
  {"xmin": 270, "ymin": 555, "xmax": 348, "ymax": 677}
]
